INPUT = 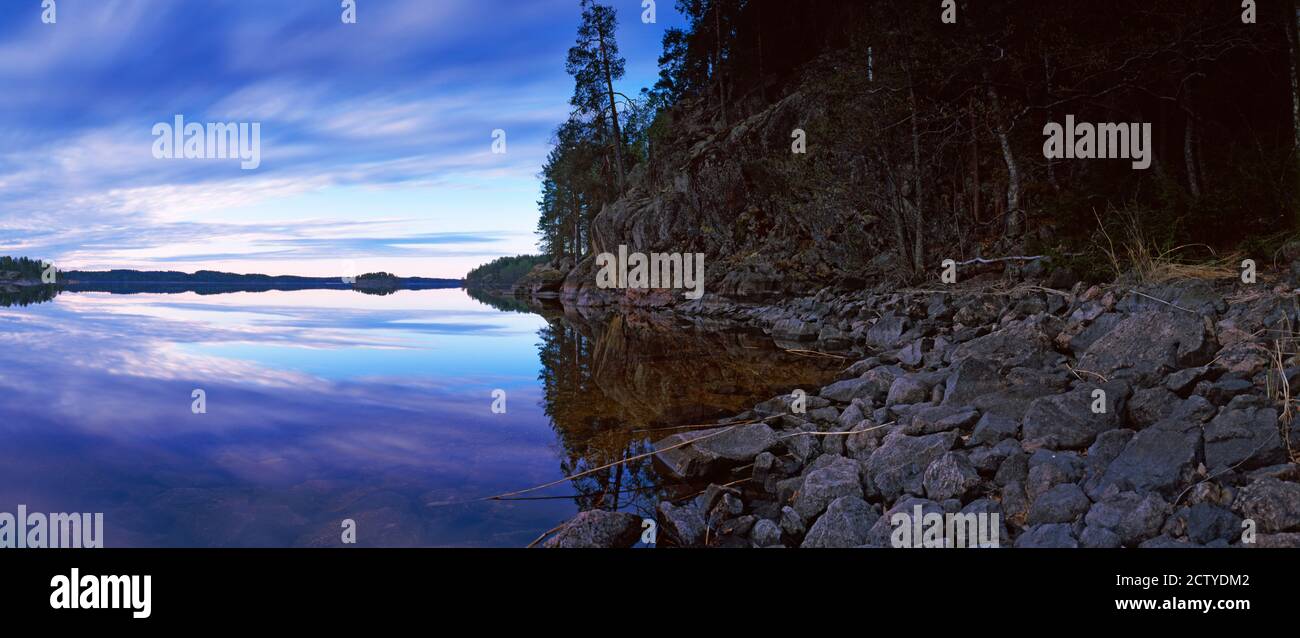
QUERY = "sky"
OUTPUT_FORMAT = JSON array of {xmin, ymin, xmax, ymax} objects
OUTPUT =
[{"xmin": 0, "ymin": 0, "xmax": 684, "ymax": 278}]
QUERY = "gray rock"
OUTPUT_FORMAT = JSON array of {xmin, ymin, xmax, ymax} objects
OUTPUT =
[
  {"xmin": 1082, "ymin": 429, "xmax": 1135, "ymax": 494},
  {"xmin": 922, "ymin": 452, "xmax": 982, "ymax": 501},
  {"xmin": 969, "ymin": 440, "xmax": 1018, "ymax": 474},
  {"xmin": 941, "ymin": 357, "xmax": 1056, "ymax": 420},
  {"xmin": 1093, "ymin": 422, "xmax": 1200, "ymax": 498},
  {"xmin": 543, "ymin": 510, "xmax": 643, "ymax": 548},
  {"xmin": 1022, "ymin": 384, "xmax": 1122, "ymax": 450},
  {"xmin": 820, "ymin": 366, "xmax": 900, "ymax": 404},
  {"xmin": 1077, "ymin": 310, "xmax": 1215, "ymax": 384},
  {"xmin": 906, "ymin": 405, "xmax": 980, "ymax": 435},
  {"xmin": 1204, "ymin": 406, "xmax": 1285, "ymax": 472},
  {"xmin": 1166, "ymin": 366, "xmax": 1211, "ymax": 395},
  {"xmin": 792, "ymin": 456, "xmax": 863, "ymax": 520},
  {"xmin": 819, "ymin": 377, "xmax": 875, "ymax": 404},
  {"xmin": 1253, "ymin": 533, "xmax": 1300, "ymax": 547},
  {"xmin": 950, "ymin": 321, "xmax": 1055, "ymax": 366},
  {"xmin": 1185, "ymin": 503, "xmax": 1242, "ymax": 544},
  {"xmin": 886, "ymin": 376, "xmax": 930, "ymax": 406},
  {"xmin": 941, "ymin": 357, "xmax": 1003, "ymax": 407},
  {"xmin": 1084, "ymin": 491, "xmax": 1170, "ymax": 546},
  {"xmin": 1138, "ymin": 536, "xmax": 1196, "ymax": 548},
  {"xmin": 995, "ymin": 451, "xmax": 1029, "ymax": 487},
  {"xmin": 653, "ymin": 423, "xmax": 779, "ymax": 480},
  {"xmin": 771, "ymin": 318, "xmax": 821, "ymax": 342},
  {"xmin": 656, "ymin": 501, "xmax": 707, "ymax": 548},
  {"xmin": 866, "ymin": 497, "xmax": 944, "ymax": 547},
  {"xmin": 1200, "ymin": 375, "xmax": 1254, "ymax": 406},
  {"xmin": 866, "ymin": 313, "xmax": 908, "ymax": 349},
  {"xmin": 1027, "ymin": 450, "xmax": 1085, "ymax": 501},
  {"xmin": 779, "ymin": 505, "xmax": 806, "ymax": 537},
  {"xmin": 896, "ymin": 338, "xmax": 926, "ymax": 367},
  {"xmin": 1126, "ymin": 387, "xmax": 1180, "ymax": 429},
  {"xmin": 801, "ymin": 496, "xmax": 879, "ymax": 548},
  {"xmin": 1014, "ymin": 523, "xmax": 1078, "ymax": 548},
  {"xmin": 1234, "ymin": 478, "xmax": 1300, "ymax": 533},
  {"xmin": 751, "ymin": 519, "xmax": 783, "ymax": 547},
  {"xmin": 1080, "ymin": 525, "xmax": 1123, "ymax": 548},
  {"xmin": 1028, "ymin": 483, "xmax": 1091, "ymax": 525},
  {"xmin": 969, "ymin": 412, "xmax": 1019, "ymax": 446},
  {"xmin": 1001, "ymin": 481, "xmax": 1030, "ymax": 519},
  {"xmin": 866, "ymin": 430, "xmax": 959, "ymax": 499}
]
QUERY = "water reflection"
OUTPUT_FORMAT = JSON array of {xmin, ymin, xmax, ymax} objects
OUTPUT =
[
  {"xmin": 0, "ymin": 285, "xmax": 57, "ymax": 307},
  {"xmin": 0, "ymin": 287, "xmax": 839, "ymax": 546},
  {"xmin": 532, "ymin": 302, "xmax": 843, "ymax": 522}
]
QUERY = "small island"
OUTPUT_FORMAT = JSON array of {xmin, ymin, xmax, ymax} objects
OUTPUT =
[
  {"xmin": 0, "ymin": 256, "xmax": 52, "ymax": 291},
  {"xmin": 0, "ymin": 257, "xmax": 464, "ymax": 298}
]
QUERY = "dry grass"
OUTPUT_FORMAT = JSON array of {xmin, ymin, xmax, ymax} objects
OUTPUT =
[
  {"xmin": 1265, "ymin": 319, "xmax": 1300, "ymax": 463},
  {"xmin": 1095, "ymin": 208, "xmax": 1239, "ymax": 285}
]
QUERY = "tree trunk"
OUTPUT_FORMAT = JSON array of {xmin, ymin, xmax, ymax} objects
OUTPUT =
[
  {"xmin": 1184, "ymin": 114, "xmax": 1201, "ymax": 200},
  {"xmin": 971, "ymin": 99, "xmax": 980, "ymax": 222},
  {"xmin": 1184, "ymin": 77, "xmax": 1202, "ymax": 200},
  {"xmin": 755, "ymin": 1, "xmax": 767, "ymax": 103},
  {"xmin": 1043, "ymin": 55, "xmax": 1059, "ymax": 191},
  {"xmin": 597, "ymin": 33, "xmax": 626, "ymax": 192},
  {"xmin": 714, "ymin": 6, "xmax": 729, "ymax": 127},
  {"xmin": 1289, "ymin": 1, "xmax": 1300, "ymax": 169},
  {"xmin": 984, "ymin": 70, "xmax": 1022, "ymax": 240},
  {"xmin": 909, "ymin": 74, "xmax": 925, "ymax": 274}
]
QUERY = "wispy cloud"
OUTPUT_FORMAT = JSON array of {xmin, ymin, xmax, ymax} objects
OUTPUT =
[{"xmin": 0, "ymin": 0, "xmax": 682, "ymax": 277}]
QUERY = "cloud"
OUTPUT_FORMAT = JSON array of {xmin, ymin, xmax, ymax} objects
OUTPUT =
[{"xmin": 0, "ymin": 0, "xmax": 683, "ymax": 277}]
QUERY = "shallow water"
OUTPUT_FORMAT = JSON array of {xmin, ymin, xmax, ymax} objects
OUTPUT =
[{"xmin": 0, "ymin": 287, "xmax": 838, "ymax": 547}]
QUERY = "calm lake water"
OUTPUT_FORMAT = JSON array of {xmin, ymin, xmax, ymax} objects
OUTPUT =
[{"xmin": 0, "ymin": 287, "xmax": 838, "ymax": 547}]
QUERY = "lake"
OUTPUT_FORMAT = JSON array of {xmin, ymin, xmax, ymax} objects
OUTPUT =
[{"xmin": 0, "ymin": 287, "xmax": 839, "ymax": 547}]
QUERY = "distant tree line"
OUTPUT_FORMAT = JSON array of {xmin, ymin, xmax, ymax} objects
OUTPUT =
[
  {"xmin": 465, "ymin": 255, "xmax": 549, "ymax": 288},
  {"xmin": 0, "ymin": 256, "xmax": 49, "ymax": 280}
]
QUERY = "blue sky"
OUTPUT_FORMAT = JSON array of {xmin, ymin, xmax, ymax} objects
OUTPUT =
[{"xmin": 0, "ymin": 0, "xmax": 683, "ymax": 277}]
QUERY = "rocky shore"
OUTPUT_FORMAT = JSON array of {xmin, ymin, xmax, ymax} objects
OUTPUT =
[{"xmin": 542, "ymin": 275, "xmax": 1300, "ymax": 548}]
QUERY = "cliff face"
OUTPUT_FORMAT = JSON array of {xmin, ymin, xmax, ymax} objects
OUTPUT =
[{"xmin": 560, "ymin": 52, "xmax": 897, "ymax": 307}]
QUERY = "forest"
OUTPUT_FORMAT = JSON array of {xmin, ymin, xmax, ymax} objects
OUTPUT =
[{"xmin": 536, "ymin": 0, "xmax": 1300, "ymax": 286}]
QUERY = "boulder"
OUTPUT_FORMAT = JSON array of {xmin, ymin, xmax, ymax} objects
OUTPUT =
[
  {"xmin": 771, "ymin": 318, "xmax": 820, "ymax": 342},
  {"xmin": 865, "ymin": 313, "xmax": 908, "ymax": 349},
  {"xmin": 792, "ymin": 456, "xmax": 864, "ymax": 520},
  {"xmin": 886, "ymin": 376, "xmax": 931, "ymax": 406},
  {"xmin": 906, "ymin": 405, "xmax": 980, "ymax": 435},
  {"xmin": 923, "ymin": 452, "xmax": 982, "ymax": 501},
  {"xmin": 751, "ymin": 519, "xmax": 784, "ymax": 547},
  {"xmin": 969, "ymin": 412, "xmax": 1019, "ymax": 446},
  {"xmin": 801, "ymin": 496, "xmax": 879, "ymax": 548},
  {"xmin": 656, "ymin": 501, "xmax": 707, "ymax": 547},
  {"xmin": 1204, "ymin": 405, "xmax": 1285, "ymax": 472},
  {"xmin": 1092, "ymin": 421, "xmax": 1201, "ymax": 499},
  {"xmin": 1027, "ymin": 483, "xmax": 1091, "ymax": 525},
  {"xmin": 1084, "ymin": 491, "xmax": 1170, "ymax": 546},
  {"xmin": 866, "ymin": 431, "xmax": 959, "ymax": 500},
  {"xmin": 1234, "ymin": 478, "xmax": 1300, "ymax": 533},
  {"xmin": 1014, "ymin": 523, "xmax": 1078, "ymax": 548},
  {"xmin": 652, "ymin": 423, "xmax": 779, "ymax": 480},
  {"xmin": 1077, "ymin": 310, "xmax": 1215, "ymax": 384},
  {"xmin": 1022, "ymin": 384, "xmax": 1122, "ymax": 450},
  {"xmin": 543, "ymin": 510, "xmax": 643, "ymax": 548}
]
